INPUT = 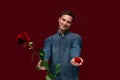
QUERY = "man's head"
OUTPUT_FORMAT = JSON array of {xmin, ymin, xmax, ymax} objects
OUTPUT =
[{"xmin": 58, "ymin": 11, "xmax": 75, "ymax": 32}]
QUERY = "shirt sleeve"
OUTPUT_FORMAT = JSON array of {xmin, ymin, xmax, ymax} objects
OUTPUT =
[
  {"xmin": 43, "ymin": 37, "xmax": 52, "ymax": 61},
  {"xmin": 70, "ymin": 34, "xmax": 82, "ymax": 58}
]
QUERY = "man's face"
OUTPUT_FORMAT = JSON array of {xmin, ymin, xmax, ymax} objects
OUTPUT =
[{"xmin": 58, "ymin": 14, "xmax": 73, "ymax": 31}]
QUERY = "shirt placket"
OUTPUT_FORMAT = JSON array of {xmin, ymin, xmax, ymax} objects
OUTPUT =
[{"xmin": 59, "ymin": 35, "xmax": 66, "ymax": 80}]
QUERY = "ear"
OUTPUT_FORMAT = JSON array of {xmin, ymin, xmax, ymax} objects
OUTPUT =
[{"xmin": 58, "ymin": 17, "xmax": 61, "ymax": 22}]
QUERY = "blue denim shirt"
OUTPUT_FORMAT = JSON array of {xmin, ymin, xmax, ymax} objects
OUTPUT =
[{"xmin": 43, "ymin": 31, "xmax": 82, "ymax": 80}]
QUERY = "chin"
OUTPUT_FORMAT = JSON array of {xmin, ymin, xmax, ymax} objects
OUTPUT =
[
  {"xmin": 61, "ymin": 27, "xmax": 67, "ymax": 30},
  {"xmin": 61, "ymin": 29, "xmax": 67, "ymax": 31}
]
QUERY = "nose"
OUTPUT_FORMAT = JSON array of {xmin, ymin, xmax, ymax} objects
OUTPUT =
[{"xmin": 63, "ymin": 21, "xmax": 67, "ymax": 26}]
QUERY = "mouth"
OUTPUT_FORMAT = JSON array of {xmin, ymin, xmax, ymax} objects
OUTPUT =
[
  {"xmin": 61, "ymin": 26, "xmax": 67, "ymax": 29},
  {"xmin": 62, "ymin": 25, "xmax": 67, "ymax": 28}
]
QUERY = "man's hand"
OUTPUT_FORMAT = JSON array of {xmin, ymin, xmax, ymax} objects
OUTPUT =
[
  {"xmin": 71, "ymin": 57, "xmax": 84, "ymax": 66},
  {"xmin": 36, "ymin": 60, "xmax": 46, "ymax": 70}
]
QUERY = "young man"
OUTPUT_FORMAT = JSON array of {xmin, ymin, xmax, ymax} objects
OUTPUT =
[{"xmin": 37, "ymin": 11, "xmax": 83, "ymax": 80}]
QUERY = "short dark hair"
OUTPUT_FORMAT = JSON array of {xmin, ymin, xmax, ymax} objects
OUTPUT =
[{"xmin": 59, "ymin": 10, "xmax": 75, "ymax": 22}]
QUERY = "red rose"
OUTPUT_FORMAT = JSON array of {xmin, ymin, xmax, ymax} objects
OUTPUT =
[
  {"xmin": 16, "ymin": 32, "xmax": 31, "ymax": 45},
  {"xmin": 74, "ymin": 57, "xmax": 82, "ymax": 64}
]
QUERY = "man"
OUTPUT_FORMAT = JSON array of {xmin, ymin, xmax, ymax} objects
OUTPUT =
[{"xmin": 37, "ymin": 11, "xmax": 83, "ymax": 80}]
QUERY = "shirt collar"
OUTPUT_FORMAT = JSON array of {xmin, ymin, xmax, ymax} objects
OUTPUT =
[{"xmin": 57, "ymin": 30, "xmax": 70, "ymax": 37}]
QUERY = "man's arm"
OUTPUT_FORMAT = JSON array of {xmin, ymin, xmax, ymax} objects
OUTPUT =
[
  {"xmin": 37, "ymin": 37, "xmax": 52, "ymax": 70},
  {"xmin": 70, "ymin": 34, "xmax": 82, "ymax": 58},
  {"xmin": 43, "ymin": 37, "xmax": 52, "ymax": 61},
  {"xmin": 70, "ymin": 34, "xmax": 83, "ymax": 66}
]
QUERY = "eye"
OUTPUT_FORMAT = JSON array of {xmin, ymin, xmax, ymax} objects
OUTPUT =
[
  {"xmin": 67, "ymin": 21, "xmax": 72, "ymax": 24},
  {"xmin": 62, "ymin": 18, "xmax": 66, "ymax": 21}
]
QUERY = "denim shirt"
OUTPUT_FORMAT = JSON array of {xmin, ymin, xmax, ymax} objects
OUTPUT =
[{"xmin": 43, "ymin": 31, "xmax": 82, "ymax": 80}]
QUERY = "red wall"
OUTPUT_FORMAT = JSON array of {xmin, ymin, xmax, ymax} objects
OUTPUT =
[{"xmin": 0, "ymin": 0, "xmax": 119, "ymax": 80}]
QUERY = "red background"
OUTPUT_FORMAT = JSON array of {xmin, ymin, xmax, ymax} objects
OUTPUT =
[{"xmin": 0, "ymin": 0, "xmax": 120, "ymax": 80}]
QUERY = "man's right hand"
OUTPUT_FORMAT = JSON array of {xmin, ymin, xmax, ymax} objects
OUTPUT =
[{"xmin": 36, "ymin": 60, "xmax": 46, "ymax": 70}]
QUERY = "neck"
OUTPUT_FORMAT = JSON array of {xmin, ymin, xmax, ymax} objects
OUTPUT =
[
  {"xmin": 58, "ymin": 29, "xmax": 69, "ymax": 36},
  {"xmin": 59, "ymin": 30, "xmax": 65, "ymax": 35}
]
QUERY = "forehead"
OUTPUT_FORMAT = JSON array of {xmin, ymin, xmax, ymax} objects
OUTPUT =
[{"xmin": 60, "ymin": 15, "xmax": 73, "ymax": 21}]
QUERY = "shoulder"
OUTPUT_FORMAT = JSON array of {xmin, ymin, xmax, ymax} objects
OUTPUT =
[
  {"xmin": 45, "ymin": 33, "xmax": 57, "ymax": 41},
  {"xmin": 69, "ymin": 32, "xmax": 82, "ymax": 40}
]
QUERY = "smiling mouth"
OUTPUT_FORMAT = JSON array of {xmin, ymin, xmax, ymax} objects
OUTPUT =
[
  {"xmin": 62, "ymin": 25, "xmax": 67, "ymax": 28},
  {"xmin": 62, "ymin": 26, "xmax": 67, "ymax": 29}
]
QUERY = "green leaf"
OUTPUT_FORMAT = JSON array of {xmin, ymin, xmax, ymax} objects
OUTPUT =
[
  {"xmin": 55, "ymin": 64, "xmax": 60, "ymax": 74},
  {"xmin": 55, "ymin": 69, "xmax": 60, "ymax": 74},
  {"xmin": 53, "ymin": 75, "xmax": 56, "ymax": 78},
  {"xmin": 39, "ymin": 49, "xmax": 44, "ymax": 61},
  {"xmin": 55, "ymin": 64, "xmax": 60, "ymax": 70},
  {"xmin": 46, "ymin": 75, "xmax": 52, "ymax": 80},
  {"xmin": 42, "ymin": 61, "xmax": 49, "ymax": 71},
  {"xmin": 48, "ymin": 73, "xmax": 54, "ymax": 79}
]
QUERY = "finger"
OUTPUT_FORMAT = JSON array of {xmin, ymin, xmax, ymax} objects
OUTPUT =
[
  {"xmin": 81, "ymin": 58, "xmax": 83, "ymax": 61},
  {"xmin": 40, "ymin": 66, "xmax": 46, "ymax": 70},
  {"xmin": 80, "ymin": 57, "xmax": 84, "ymax": 63},
  {"xmin": 77, "ymin": 62, "xmax": 83, "ymax": 66},
  {"xmin": 71, "ymin": 58, "xmax": 76, "ymax": 65},
  {"xmin": 78, "ymin": 62, "xmax": 83, "ymax": 65},
  {"xmin": 40, "ymin": 60, "xmax": 42, "ymax": 63}
]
